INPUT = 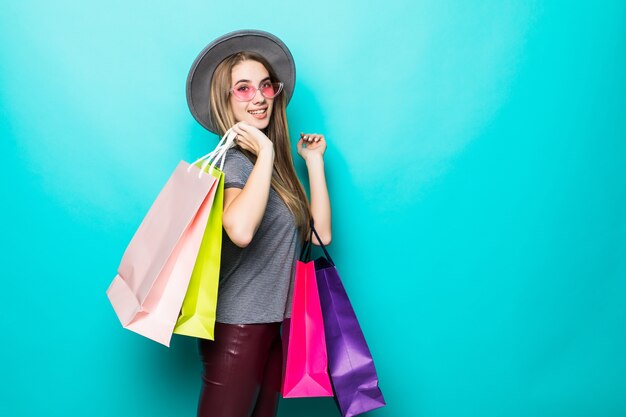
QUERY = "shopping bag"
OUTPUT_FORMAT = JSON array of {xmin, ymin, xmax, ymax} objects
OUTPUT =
[
  {"xmin": 281, "ymin": 227, "xmax": 333, "ymax": 398},
  {"xmin": 106, "ymin": 162, "xmax": 219, "ymax": 346},
  {"xmin": 311, "ymin": 223, "xmax": 386, "ymax": 416},
  {"xmin": 107, "ymin": 128, "xmax": 237, "ymax": 346},
  {"xmin": 170, "ymin": 127, "xmax": 237, "ymax": 340},
  {"xmin": 173, "ymin": 168, "xmax": 224, "ymax": 340}
]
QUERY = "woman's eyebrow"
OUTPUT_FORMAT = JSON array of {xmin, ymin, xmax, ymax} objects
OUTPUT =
[{"xmin": 234, "ymin": 76, "xmax": 271, "ymax": 84}]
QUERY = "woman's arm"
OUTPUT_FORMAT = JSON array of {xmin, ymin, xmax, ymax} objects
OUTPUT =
[
  {"xmin": 298, "ymin": 133, "xmax": 332, "ymax": 246},
  {"xmin": 222, "ymin": 123, "xmax": 275, "ymax": 248}
]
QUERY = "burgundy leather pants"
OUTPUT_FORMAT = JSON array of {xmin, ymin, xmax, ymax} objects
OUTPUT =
[{"xmin": 197, "ymin": 321, "xmax": 283, "ymax": 417}]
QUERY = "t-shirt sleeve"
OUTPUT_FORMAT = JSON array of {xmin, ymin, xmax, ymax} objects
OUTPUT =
[{"xmin": 222, "ymin": 148, "xmax": 252, "ymax": 189}]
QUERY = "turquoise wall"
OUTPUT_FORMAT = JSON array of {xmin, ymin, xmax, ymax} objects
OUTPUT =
[{"xmin": 2, "ymin": 1, "xmax": 625, "ymax": 416}]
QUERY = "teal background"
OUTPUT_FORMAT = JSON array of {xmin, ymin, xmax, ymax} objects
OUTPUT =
[{"xmin": 1, "ymin": 1, "xmax": 625, "ymax": 416}]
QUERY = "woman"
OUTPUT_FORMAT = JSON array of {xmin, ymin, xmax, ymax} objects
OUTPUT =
[{"xmin": 186, "ymin": 30, "xmax": 332, "ymax": 417}]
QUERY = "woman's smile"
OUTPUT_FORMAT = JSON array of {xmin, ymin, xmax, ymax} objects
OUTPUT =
[{"xmin": 248, "ymin": 107, "xmax": 268, "ymax": 119}]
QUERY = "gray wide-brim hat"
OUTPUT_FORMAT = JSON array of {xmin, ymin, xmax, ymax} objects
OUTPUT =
[{"xmin": 186, "ymin": 29, "xmax": 296, "ymax": 134}]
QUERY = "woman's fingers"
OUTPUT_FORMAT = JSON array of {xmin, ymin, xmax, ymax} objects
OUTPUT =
[
  {"xmin": 296, "ymin": 133, "xmax": 327, "ymax": 159},
  {"xmin": 300, "ymin": 132, "xmax": 324, "ymax": 143},
  {"xmin": 233, "ymin": 122, "xmax": 253, "ymax": 136},
  {"xmin": 232, "ymin": 124, "xmax": 244, "ymax": 138},
  {"xmin": 232, "ymin": 123, "xmax": 250, "ymax": 144},
  {"xmin": 235, "ymin": 121, "xmax": 250, "ymax": 133},
  {"xmin": 231, "ymin": 128, "xmax": 248, "ymax": 151}
]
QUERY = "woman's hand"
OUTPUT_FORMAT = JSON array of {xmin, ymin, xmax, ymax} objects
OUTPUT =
[
  {"xmin": 231, "ymin": 122, "xmax": 274, "ymax": 156},
  {"xmin": 297, "ymin": 132, "xmax": 327, "ymax": 162}
]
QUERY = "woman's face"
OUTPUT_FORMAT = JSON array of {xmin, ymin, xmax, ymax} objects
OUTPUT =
[{"xmin": 229, "ymin": 60, "xmax": 275, "ymax": 130}]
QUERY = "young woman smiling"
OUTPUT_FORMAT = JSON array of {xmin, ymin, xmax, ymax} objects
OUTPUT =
[{"xmin": 186, "ymin": 30, "xmax": 331, "ymax": 417}]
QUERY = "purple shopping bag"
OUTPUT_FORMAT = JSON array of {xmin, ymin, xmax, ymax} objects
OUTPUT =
[{"xmin": 311, "ymin": 222, "xmax": 386, "ymax": 417}]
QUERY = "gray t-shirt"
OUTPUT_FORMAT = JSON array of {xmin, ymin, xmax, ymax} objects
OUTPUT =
[{"xmin": 216, "ymin": 147, "xmax": 302, "ymax": 324}]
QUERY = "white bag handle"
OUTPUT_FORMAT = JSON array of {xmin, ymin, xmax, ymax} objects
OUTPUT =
[{"xmin": 188, "ymin": 127, "xmax": 238, "ymax": 178}]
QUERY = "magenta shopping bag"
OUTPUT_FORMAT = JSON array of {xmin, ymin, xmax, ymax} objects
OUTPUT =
[
  {"xmin": 106, "ymin": 161, "xmax": 219, "ymax": 346},
  {"xmin": 310, "ymin": 223, "xmax": 386, "ymax": 417},
  {"xmin": 281, "ymin": 236, "xmax": 333, "ymax": 398}
]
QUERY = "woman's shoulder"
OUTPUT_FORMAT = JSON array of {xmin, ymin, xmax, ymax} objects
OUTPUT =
[
  {"xmin": 225, "ymin": 146, "xmax": 246, "ymax": 158},
  {"xmin": 223, "ymin": 146, "xmax": 253, "ymax": 169}
]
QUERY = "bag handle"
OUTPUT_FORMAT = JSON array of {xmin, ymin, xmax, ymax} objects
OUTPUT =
[
  {"xmin": 299, "ymin": 219, "xmax": 335, "ymax": 266},
  {"xmin": 298, "ymin": 223, "xmax": 313, "ymax": 261},
  {"xmin": 188, "ymin": 128, "xmax": 238, "ymax": 178}
]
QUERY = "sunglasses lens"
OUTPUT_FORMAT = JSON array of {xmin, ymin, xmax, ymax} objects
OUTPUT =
[
  {"xmin": 232, "ymin": 85, "xmax": 255, "ymax": 101},
  {"xmin": 260, "ymin": 82, "xmax": 283, "ymax": 99}
]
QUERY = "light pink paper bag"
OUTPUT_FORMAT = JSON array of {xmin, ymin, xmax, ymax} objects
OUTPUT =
[
  {"xmin": 107, "ymin": 161, "xmax": 219, "ymax": 346},
  {"xmin": 282, "ymin": 259, "xmax": 334, "ymax": 398}
]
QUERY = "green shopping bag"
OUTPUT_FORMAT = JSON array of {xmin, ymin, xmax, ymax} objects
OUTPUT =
[{"xmin": 173, "ymin": 166, "xmax": 224, "ymax": 340}]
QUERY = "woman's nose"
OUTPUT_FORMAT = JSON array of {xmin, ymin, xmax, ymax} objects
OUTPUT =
[{"xmin": 251, "ymin": 88, "xmax": 266, "ymax": 104}]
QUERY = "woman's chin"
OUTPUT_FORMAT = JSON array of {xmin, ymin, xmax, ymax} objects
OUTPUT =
[{"xmin": 246, "ymin": 116, "xmax": 270, "ymax": 130}]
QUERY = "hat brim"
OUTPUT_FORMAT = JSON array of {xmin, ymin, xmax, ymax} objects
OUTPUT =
[{"xmin": 186, "ymin": 30, "xmax": 296, "ymax": 134}]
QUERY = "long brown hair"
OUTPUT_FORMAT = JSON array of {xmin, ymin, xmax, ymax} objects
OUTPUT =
[{"xmin": 209, "ymin": 51, "xmax": 311, "ymax": 243}]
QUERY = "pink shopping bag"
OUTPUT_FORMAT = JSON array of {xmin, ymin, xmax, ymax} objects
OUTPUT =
[
  {"xmin": 106, "ymin": 161, "xmax": 219, "ymax": 346},
  {"xmin": 282, "ymin": 254, "xmax": 333, "ymax": 398}
]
